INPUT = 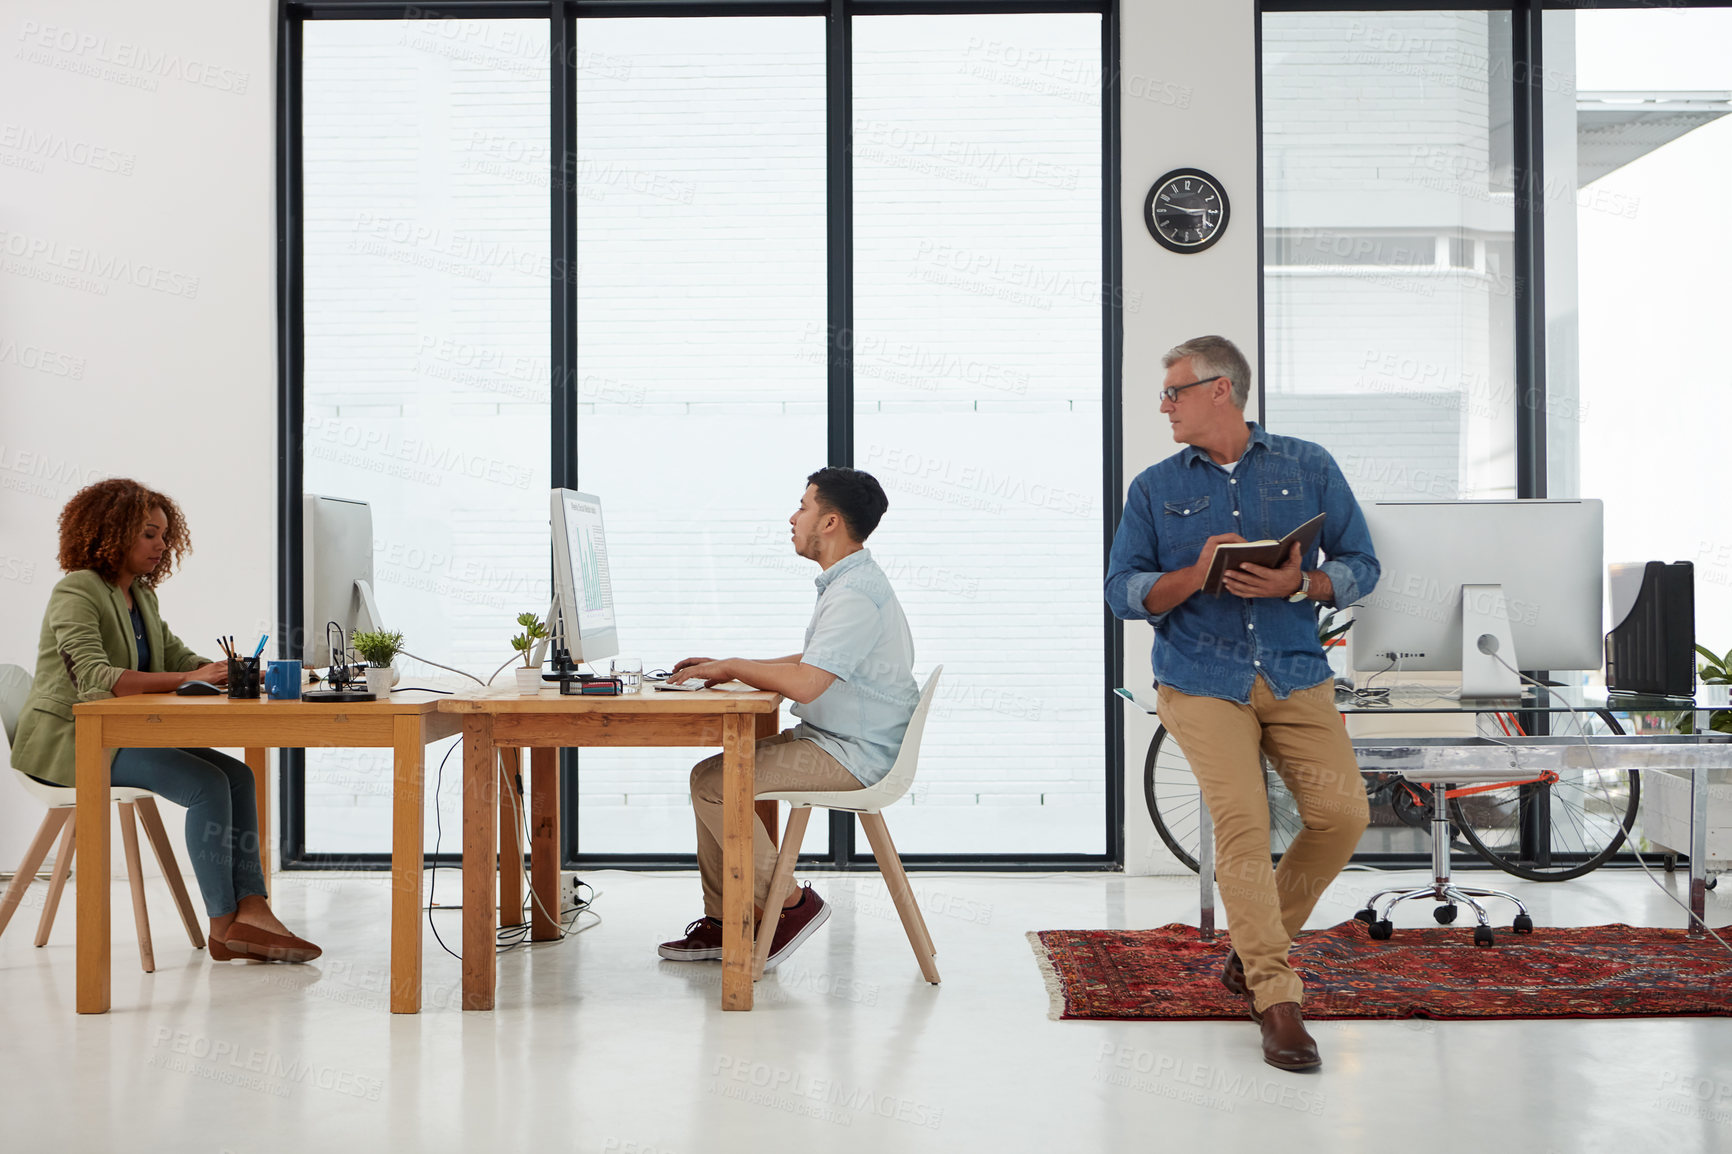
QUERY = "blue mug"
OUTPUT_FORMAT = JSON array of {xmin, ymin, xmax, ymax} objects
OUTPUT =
[{"xmin": 265, "ymin": 660, "xmax": 303, "ymax": 701}]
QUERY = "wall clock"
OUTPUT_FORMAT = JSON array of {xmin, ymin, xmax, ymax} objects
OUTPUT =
[{"xmin": 1144, "ymin": 168, "xmax": 1229, "ymax": 254}]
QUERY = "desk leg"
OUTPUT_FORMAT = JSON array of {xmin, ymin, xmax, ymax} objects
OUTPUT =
[
  {"xmin": 1198, "ymin": 799, "xmax": 1216, "ymax": 942},
  {"xmin": 390, "ymin": 717, "xmax": 424, "ymax": 1014},
  {"xmin": 721, "ymin": 714, "xmax": 756, "ymax": 1011},
  {"xmin": 462, "ymin": 715, "xmax": 497, "ymax": 1010},
  {"xmin": 245, "ymin": 748, "xmax": 269, "ymax": 897},
  {"xmin": 75, "ymin": 717, "xmax": 110, "ymax": 1014},
  {"xmin": 530, "ymin": 748, "xmax": 560, "ymax": 941},
  {"xmin": 1690, "ymin": 764, "xmax": 1709, "ymax": 938},
  {"xmin": 498, "ymin": 749, "xmax": 523, "ymax": 930}
]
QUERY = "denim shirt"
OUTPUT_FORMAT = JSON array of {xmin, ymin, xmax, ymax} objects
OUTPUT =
[
  {"xmin": 790, "ymin": 549, "xmax": 920, "ymax": 787},
  {"xmin": 1105, "ymin": 423, "xmax": 1380, "ymax": 704}
]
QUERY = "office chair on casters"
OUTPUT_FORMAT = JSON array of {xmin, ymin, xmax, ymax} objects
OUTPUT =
[
  {"xmin": 1352, "ymin": 766, "xmax": 1534, "ymax": 948},
  {"xmin": 0, "ymin": 664, "xmax": 206, "ymax": 972},
  {"xmin": 752, "ymin": 666, "xmax": 944, "ymax": 984}
]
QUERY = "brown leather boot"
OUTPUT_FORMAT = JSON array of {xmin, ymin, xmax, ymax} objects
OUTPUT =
[{"xmin": 1259, "ymin": 1002, "xmax": 1321, "ymax": 1072}]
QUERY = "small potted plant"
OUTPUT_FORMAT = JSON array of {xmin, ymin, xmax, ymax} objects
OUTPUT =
[
  {"xmin": 351, "ymin": 629, "xmax": 404, "ymax": 698},
  {"xmin": 511, "ymin": 612, "xmax": 548, "ymax": 694}
]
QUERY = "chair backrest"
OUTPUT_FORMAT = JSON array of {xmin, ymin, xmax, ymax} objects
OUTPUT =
[
  {"xmin": 0, "ymin": 664, "xmax": 30, "ymax": 750},
  {"xmin": 865, "ymin": 666, "xmax": 942, "ymax": 806}
]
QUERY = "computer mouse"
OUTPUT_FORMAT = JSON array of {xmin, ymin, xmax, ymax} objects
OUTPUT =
[{"xmin": 175, "ymin": 680, "xmax": 222, "ymax": 696}]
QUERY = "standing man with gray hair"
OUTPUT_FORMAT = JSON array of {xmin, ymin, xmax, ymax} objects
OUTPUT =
[{"xmin": 1105, "ymin": 335, "xmax": 1379, "ymax": 1072}]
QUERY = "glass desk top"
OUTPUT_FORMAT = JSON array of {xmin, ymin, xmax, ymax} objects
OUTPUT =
[{"xmin": 1333, "ymin": 683, "xmax": 1731, "ymax": 715}]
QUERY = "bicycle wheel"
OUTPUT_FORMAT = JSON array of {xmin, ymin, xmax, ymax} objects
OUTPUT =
[
  {"xmin": 1448, "ymin": 709, "xmax": 1639, "ymax": 881},
  {"xmin": 1143, "ymin": 725, "xmax": 1304, "ymax": 873}
]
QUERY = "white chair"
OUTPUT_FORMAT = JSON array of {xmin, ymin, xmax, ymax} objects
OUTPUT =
[
  {"xmin": 753, "ymin": 666, "xmax": 943, "ymax": 984},
  {"xmin": 0, "ymin": 664, "xmax": 205, "ymax": 971}
]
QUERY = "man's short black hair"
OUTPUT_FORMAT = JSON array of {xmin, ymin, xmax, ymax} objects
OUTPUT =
[{"xmin": 805, "ymin": 467, "xmax": 889, "ymax": 543}]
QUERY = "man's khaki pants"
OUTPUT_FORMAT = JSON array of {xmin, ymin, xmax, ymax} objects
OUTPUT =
[
  {"xmin": 690, "ymin": 729, "xmax": 863, "ymax": 919},
  {"xmin": 1157, "ymin": 676, "xmax": 1369, "ymax": 1011}
]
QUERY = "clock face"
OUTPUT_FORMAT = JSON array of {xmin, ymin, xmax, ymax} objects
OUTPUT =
[{"xmin": 1145, "ymin": 168, "xmax": 1230, "ymax": 254}]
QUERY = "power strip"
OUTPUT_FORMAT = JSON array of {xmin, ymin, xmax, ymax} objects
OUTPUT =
[{"xmin": 561, "ymin": 872, "xmax": 586, "ymax": 913}]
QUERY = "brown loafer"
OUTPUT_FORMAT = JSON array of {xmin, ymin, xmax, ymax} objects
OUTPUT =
[
  {"xmin": 1259, "ymin": 1002, "xmax": 1321, "ymax": 1072},
  {"xmin": 220, "ymin": 922, "xmax": 322, "ymax": 964},
  {"xmin": 207, "ymin": 935, "xmax": 264, "ymax": 963},
  {"xmin": 1221, "ymin": 949, "xmax": 1260, "ymax": 1021}
]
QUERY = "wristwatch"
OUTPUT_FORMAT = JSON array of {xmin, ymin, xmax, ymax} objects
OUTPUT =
[{"xmin": 1287, "ymin": 574, "xmax": 1311, "ymax": 603}]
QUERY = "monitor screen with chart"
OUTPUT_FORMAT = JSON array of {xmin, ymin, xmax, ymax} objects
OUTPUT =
[{"xmin": 550, "ymin": 488, "xmax": 619, "ymax": 665}]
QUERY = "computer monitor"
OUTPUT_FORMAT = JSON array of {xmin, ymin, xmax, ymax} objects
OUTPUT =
[
  {"xmin": 547, "ymin": 488, "xmax": 618, "ymax": 667},
  {"xmin": 301, "ymin": 494, "xmax": 386, "ymax": 669},
  {"xmin": 1351, "ymin": 499, "xmax": 1604, "ymax": 701}
]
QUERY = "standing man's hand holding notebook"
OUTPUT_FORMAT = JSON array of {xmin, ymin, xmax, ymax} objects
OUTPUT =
[{"xmin": 1201, "ymin": 512, "xmax": 1326, "ymax": 595}]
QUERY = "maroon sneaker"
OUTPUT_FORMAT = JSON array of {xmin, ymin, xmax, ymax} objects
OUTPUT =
[
  {"xmin": 762, "ymin": 886, "xmax": 831, "ymax": 972},
  {"xmin": 658, "ymin": 916, "xmax": 724, "ymax": 961}
]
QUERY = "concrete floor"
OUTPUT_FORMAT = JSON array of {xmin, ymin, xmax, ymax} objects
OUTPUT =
[{"xmin": 3, "ymin": 865, "xmax": 1729, "ymax": 1153}]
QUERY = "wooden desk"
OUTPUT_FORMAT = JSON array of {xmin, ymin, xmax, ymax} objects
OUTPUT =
[
  {"xmin": 73, "ymin": 692, "xmax": 459, "ymax": 1015},
  {"xmin": 441, "ymin": 687, "xmax": 782, "ymax": 1012}
]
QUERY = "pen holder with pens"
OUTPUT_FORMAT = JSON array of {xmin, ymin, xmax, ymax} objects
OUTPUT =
[{"xmin": 227, "ymin": 656, "xmax": 261, "ymax": 699}]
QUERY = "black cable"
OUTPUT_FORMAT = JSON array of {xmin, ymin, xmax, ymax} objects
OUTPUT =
[
  {"xmin": 425, "ymin": 740, "xmax": 599, "ymax": 960},
  {"xmin": 425, "ymin": 740, "xmax": 463, "ymax": 961}
]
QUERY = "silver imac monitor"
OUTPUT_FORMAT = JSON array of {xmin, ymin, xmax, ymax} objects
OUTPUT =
[
  {"xmin": 301, "ymin": 494, "xmax": 385, "ymax": 669},
  {"xmin": 548, "ymin": 488, "xmax": 618, "ymax": 667},
  {"xmin": 1351, "ymin": 499, "xmax": 1604, "ymax": 701}
]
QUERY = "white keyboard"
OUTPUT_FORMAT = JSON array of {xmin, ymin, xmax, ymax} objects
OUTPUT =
[{"xmin": 652, "ymin": 680, "xmax": 753, "ymax": 693}]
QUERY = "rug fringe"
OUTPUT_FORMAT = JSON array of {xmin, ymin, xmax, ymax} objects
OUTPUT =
[{"xmin": 1026, "ymin": 931, "xmax": 1067, "ymax": 1021}]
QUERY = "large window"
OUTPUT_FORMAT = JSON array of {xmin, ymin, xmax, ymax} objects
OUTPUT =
[
  {"xmin": 1543, "ymin": 7, "xmax": 1732, "ymax": 648},
  {"xmin": 1261, "ymin": 4, "xmax": 1731, "ymax": 871},
  {"xmin": 852, "ymin": 14, "xmax": 1104, "ymax": 853},
  {"xmin": 1263, "ymin": 11, "xmax": 1518, "ymax": 502},
  {"xmin": 283, "ymin": 4, "xmax": 1114, "ymax": 866},
  {"xmin": 301, "ymin": 18, "xmax": 550, "ymax": 854},
  {"xmin": 570, "ymin": 18, "xmax": 829, "ymax": 855}
]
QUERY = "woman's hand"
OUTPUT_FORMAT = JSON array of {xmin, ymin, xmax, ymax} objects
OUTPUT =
[
  {"xmin": 671, "ymin": 657, "xmax": 716, "ymax": 676},
  {"xmin": 185, "ymin": 661, "xmax": 229, "ymax": 686}
]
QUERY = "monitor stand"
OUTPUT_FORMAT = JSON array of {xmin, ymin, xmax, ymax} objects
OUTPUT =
[
  {"xmin": 530, "ymin": 592, "xmax": 595, "ymax": 683},
  {"xmin": 1459, "ymin": 582, "xmax": 1523, "ymax": 705}
]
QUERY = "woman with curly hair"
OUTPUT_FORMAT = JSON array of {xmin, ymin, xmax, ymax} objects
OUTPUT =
[{"xmin": 10, "ymin": 478, "xmax": 320, "ymax": 963}]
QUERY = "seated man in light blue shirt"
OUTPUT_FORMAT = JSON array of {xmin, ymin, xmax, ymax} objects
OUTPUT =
[{"xmin": 660, "ymin": 467, "xmax": 920, "ymax": 971}]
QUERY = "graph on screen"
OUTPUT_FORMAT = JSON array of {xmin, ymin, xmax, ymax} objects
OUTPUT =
[
  {"xmin": 575, "ymin": 522, "xmax": 612, "ymax": 616},
  {"xmin": 559, "ymin": 492, "xmax": 615, "ymax": 636}
]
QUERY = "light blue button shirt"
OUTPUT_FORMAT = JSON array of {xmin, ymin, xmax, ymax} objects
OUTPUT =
[{"xmin": 790, "ymin": 549, "xmax": 920, "ymax": 787}]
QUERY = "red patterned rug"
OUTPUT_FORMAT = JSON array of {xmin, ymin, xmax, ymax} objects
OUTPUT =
[{"xmin": 1029, "ymin": 920, "xmax": 1732, "ymax": 1020}]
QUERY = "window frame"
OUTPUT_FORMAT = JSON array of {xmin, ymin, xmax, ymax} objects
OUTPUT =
[{"xmin": 274, "ymin": 0, "xmax": 1125, "ymax": 872}]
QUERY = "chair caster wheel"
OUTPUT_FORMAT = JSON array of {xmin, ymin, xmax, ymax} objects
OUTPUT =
[
  {"xmin": 1473, "ymin": 926, "xmax": 1495, "ymax": 947},
  {"xmin": 1354, "ymin": 908, "xmax": 1376, "ymax": 925},
  {"xmin": 1433, "ymin": 904, "xmax": 1458, "ymax": 925},
  {"xmin": 1512, "ymin": 914, "xmax": 1534, "ymax": 934},
  {"xmin": 1368, "ymin": 920, "xmax": 1394, "ymax": 941}
]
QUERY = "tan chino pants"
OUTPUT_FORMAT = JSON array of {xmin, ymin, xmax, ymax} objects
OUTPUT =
[
  {"xmin": 690, "ymin": 729, "xmax": 863, "ymax": 919},
  {"xmin": 1157, "ymin": 676, "xmax": 1369, "ymax": 1011}
]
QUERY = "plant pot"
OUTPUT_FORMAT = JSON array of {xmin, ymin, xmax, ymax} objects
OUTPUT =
[
  {"xmin": 365, "ymin": 666, "xmax": 393, "ymax": 698},
  {"xmin": 515, "ymin": 666, "xmax": 543, "ymax": 695}
]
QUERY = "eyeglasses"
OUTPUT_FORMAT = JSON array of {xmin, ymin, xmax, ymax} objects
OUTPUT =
[{"xmin": 1160, "ymin": 376, "xmax": 1222, "ymax": 403}]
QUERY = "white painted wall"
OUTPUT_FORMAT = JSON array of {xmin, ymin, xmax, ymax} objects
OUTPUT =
[
  {"xmin": 1118, "ymin": 2, "xmax": 1260, "ymax": 874},
  {"xmin": 0, "ymin": 0, "xmax": 277, "ymax": 880}
]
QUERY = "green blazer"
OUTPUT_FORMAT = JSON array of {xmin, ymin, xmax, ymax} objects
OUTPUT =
[{"xmin": 10, "ymin": 569, "xmax": 207, "ymax": 787}]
